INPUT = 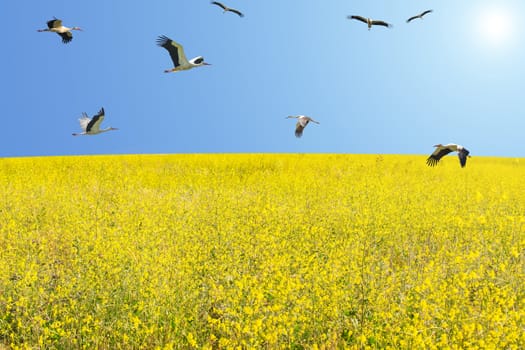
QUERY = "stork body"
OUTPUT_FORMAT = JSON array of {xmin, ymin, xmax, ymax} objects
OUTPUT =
[
  {"xmin": 426, "ymin": 143, "xmax": 470, "ymax": 167},
  {"xmin": 72, "ymin": 108, "xmax": 118, "ymax": 136},
  {"xmin": 156, "ymin": 35, "xmax": 210, "ymax": 73},
  {"xmin": 211, "ymin": 1, "xmax": 244, "ymax": 17},
  {"xmin": 347, "ymin": 15, "xmax": 392, "ymax": 30},
  {"xmin": 406, "ymin": 10, "xmax": 433, "ymax": 23},
  {"xmin": 37, "ymin": 17, "xmax": 82, "ymax": 43},
  {"xmin": 286, "ymin": 115, "xmax": 319, "ymax": 138}
]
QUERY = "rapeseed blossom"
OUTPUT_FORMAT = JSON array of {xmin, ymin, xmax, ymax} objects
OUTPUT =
[{"xmin": 0, "ymin": 154, "xmax": 524, "ymax": 348}]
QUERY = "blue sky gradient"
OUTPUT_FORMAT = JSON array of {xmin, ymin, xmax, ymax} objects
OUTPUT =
[{"xmin": 1, "ymin": 0, "xmax": 524, "ymax": 157}]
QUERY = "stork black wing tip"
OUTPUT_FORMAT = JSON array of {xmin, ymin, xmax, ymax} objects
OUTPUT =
[
  {"xmin": 426, "ymin": 157, "xmax": 438, "ymax": 167},
  {"xmin": 156, "ymin": 35, "xmax": 170, "ymax": 46}
]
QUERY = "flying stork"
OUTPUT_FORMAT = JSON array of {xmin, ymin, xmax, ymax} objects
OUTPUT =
[
  {"xmin": 406, "ymin": 10, "xmax": 433, "ymax": 23},
  {"xmin": 286, "ymin": 116, "xmax": 320, "ymax": 138},
  {"xmin": 72, "ymin": 108, "xmax": 118, "ymax": 136},
  {"xmin": 347, "ymin": 15, "xmax": 392, "ymax": 30},
  {"xmin": 37, "ymin": 17, "xmax": 82, "ymax": 44},
  {"xmin": 211, "ymin": 1, "xmax": 244, "ymax": 17},
  {"xmin": 156, "ymin": 35, "xmax": 210, "ymax": 73},
  {"xmin": 426, "ymin": 144, "xmax": 470, "ymax": 168}
]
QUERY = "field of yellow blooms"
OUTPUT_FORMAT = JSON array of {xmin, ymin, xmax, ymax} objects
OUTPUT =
[{"xmin": 1, "ymin": 154, "xmax": 524, "ymax": 349}]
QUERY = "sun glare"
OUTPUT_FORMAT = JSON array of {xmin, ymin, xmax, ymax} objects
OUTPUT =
[{"xmin": 475, "ymin": 7, "xmax": 514, "ymax": 48}]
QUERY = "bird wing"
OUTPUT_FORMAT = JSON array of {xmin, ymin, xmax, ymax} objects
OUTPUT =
[
  {"xmin": 348, "ymin": 15, "xmax": 368, "ymax": 24},
  {"xmin": 421, "ymin": 9, "xmax": 433, "ymax": 17},
  {"xmin": 156, "ymin": 35, "xmax": 189, "ymax": 68},
  {"xmin": 458, "ymin": 148, "xmax": 470, "ymax": 167},
  {"xmin": 211, "ymin": 1, "xmax": 227, "ymax": 10},
  {"xmin": 78, "ymin": 113, "xmax": 91, "ymax": 132},
  {"xmin": 426, "ymin": 147, "xmax": 453, "ymax": 166},
  {"xmin": 432, "ymin": 147, "xmax": 453, "ymax": 159},
  {"xmin": 406, "ymin": 15, "xmax": 418, "ymax": 23},
  {"xmin": 47, "ymin": 18, "xmax": 62, "ymax": 28},
  {"xmin": 371, "ymin": 20, "xmax": 392, "ymax": 28},
  {"xmin": 86, "ymin": 108, "xmax": 105, "ymax": 133},
  {"xmin": 295, "ymin": 122, "xmax": 305, "ymax": 138},
  {"xmin": 58, "ymin": 32, "xmax": 73, "ymax": 43},
  {"xmin": 228, "ymin": 8, "xmax": 244, "ymax": 17}
]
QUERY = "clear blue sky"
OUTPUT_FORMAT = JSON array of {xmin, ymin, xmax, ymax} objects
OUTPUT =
[{"xmin": 1, "ymin": 0, "xmax": 524, "ymax": 157}]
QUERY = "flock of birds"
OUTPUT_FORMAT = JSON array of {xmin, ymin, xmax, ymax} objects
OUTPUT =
[{"xmin": 36, "ymin": 3, "xmax": 470, "ymax": 168}]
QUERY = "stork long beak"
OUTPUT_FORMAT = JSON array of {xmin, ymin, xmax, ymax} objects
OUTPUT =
[{"xmin": 202, "ymin": 62, "xmax": 211, "ymax": 66}]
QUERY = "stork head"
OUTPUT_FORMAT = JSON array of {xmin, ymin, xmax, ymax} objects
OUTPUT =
[
  {"xmin": 433, "ymin": 144, "xmax": 443, "ymax": 148},
  {"xmin": 71, "ymin": 27, "xmax": 83, "ymax": 31},
  {"xmin": 190, "ymin": 56, "xmax": 211, "ymax": 66}
]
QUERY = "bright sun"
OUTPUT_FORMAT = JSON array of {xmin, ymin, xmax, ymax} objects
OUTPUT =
[{"xmin": 475, "ymin": 7, "xmax": 514, "ymax": 47}]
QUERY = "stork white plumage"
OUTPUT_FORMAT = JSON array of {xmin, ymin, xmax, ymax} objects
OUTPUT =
[
  {"xmin": 286, "ymin": 115, "xmax": 319, "ymax": 138},
  {"xmin": 37, "ymin": 17, "xmax": 82, "ymax": 44},
  {"xmin": 406, "ymin": 10, "xmax": 433, "ymax": 23},
  {"xmin": 72, "ymin": 108, "xmax": 118, "ymax": 136},
  {"xmin": 211, "ymin": 1, "xmax": 244, "ymax": 17},
  {"xmin": 426, "ymin": 144, "xmax": 470, "ymax": 167},
  {"xmin": 156, "ymin": 35, "xmax": 210, "ymax": 73},
  {"xmin": 347, "ymin": 15, "xmax": 392, "ymax": 30}
]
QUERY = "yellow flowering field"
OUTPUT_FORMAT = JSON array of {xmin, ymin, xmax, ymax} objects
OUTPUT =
[{"xmin": 1, "ymin": 154, "xmax": 524, "ymax": 349}]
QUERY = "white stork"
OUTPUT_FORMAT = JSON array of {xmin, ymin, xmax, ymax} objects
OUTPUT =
[
  {"xmin": 156, "ymin": 35, "xmax": 210, "ymax": 73},
  {"xmin": 406, "ymin": 10, "xmax": 433, "ymax": 23},
  {"xmin": 37, "ymin": 17, "xmax": 82, "ymax": 44},
  {"xmin": 426, "ymin": 144, "xmax": 470, "ymax": 168},
  {"xmin": 347, "ymin": 15, "xmax": 392, "ymax": 30},
  {"xmin": 72, "ymin": 108, "xmax": 118, "ymax": 136},
  {"xmin": 211, "ymin": 1, "xmax": 244, "ymax": 17},
  {"xmin": 286, "ymin": 115, "xmax": 319, "ymax": 138}
]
